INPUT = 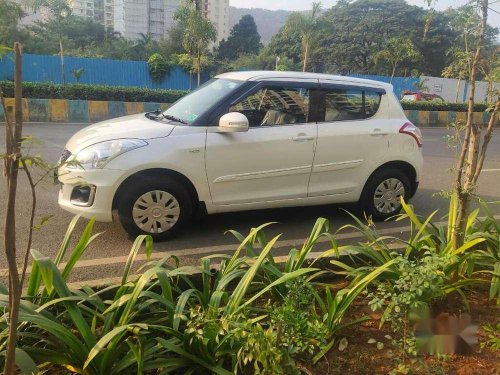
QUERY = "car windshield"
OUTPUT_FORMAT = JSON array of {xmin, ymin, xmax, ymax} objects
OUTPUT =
[{"xmin": 161, "ymin": 78, "xmax": 244, "ymax": 124}]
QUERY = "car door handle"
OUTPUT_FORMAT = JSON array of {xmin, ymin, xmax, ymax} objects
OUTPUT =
[
  {"xmin": 371, "ymin": 128, "xmax": 388, "ymax": 136},
  {"xmin": 292, "ymin": 133, "xmax": 315, "ymax": 142}
]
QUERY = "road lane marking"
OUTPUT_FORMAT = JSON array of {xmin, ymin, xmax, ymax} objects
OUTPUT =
[{"xmin": 481, "ymin": 169, "xmax": 500, "ymax": 172}]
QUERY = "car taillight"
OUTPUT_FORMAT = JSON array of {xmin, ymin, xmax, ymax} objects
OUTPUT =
[{"xmin": 399, "ymin": 122, "xmax": 422, "ymax": 147}]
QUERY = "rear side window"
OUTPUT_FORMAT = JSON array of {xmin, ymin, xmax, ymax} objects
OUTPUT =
[
  {"xmin": 365, "ymin": 91, "xmax": 382, "ymax": 118},
  {"xmin": 324, "ymin": 88, "xmax": 364, "ymax": 121},
  {"xmin": 318, "ymin": 86, "xmax": 383, "ymax": 122},
  {"xmin": 230, "ymin": 86, "xmax": 311, "ymax": 127}
]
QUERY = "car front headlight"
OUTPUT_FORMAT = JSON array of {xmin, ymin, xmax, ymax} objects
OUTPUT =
[{"xmin": 69, "ymin": 139, "xmax": 148, "ymax": 169}]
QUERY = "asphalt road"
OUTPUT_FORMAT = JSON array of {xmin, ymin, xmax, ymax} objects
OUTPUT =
[{"xmin": 1, "ymin": 123, "xmax": 499, "ymax": 286}]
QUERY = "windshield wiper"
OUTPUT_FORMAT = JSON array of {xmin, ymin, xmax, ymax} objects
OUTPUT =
[
  {"xmin": 145, "ymin": 111, "xmax": 161, "ymax": 120},
  {"xmin": 161, "ymin": 114, "xmax": 188, "ymax": 124}
]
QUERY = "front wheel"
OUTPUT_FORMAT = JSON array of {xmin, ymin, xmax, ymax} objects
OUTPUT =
[
  {"xmin": 360, "ymin": 168, "xmax": 411, "ymax": 221},
  {"xmin": 117, "ymin": 178, "xmax": 192, "ymax": 241}
]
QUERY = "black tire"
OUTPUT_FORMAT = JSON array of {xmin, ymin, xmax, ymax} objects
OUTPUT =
[
  {"xmin": 360, "ymin": 168, "xmax": 411, "ymax": 221},
  {"xmin": 117, "ymin": 176, "xmax": 193, "ymax": 241}
]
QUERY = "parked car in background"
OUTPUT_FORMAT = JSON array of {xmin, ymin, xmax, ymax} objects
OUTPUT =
[
  {"xmin": 58, "ymin": 71, "xmax": 423, "ymax": 240},
  {"xmin": 401, "ymin": 91, "xmax": 445, "ymax": 102}
]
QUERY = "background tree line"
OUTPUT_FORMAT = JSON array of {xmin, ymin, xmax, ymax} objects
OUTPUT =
[{"xmin": 0, "ymin": 0, "xmax": 498, "ymax": 83}]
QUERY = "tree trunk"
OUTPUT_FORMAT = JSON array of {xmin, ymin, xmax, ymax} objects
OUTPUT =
[
  {"xmin": 197, "ymin": 49, "xmax": 201, "ymax": 88},
  {"xmin": 3, "ymin": 42, "xmax": 23, "ymax": 375},
  {"xmin": 390, "ymin": 57, "xmax": 400, "ymax": 84},
  {"xmin": 390, "ymin": 65, "xmax": 397, "ymax": 83},
  {"xmin": 451, "ymin": 0, "xmax": 489, "ymax": 249},
  {"xmin": 303, "ymin": 39, "xmax": 309, "ymax": 72},
  {"xmin": 455, "ymin": 78, "xmax": 461, "ymax": 103}
]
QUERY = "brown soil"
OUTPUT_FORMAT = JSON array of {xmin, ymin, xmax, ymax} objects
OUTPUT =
[{"xmin": 309, "ymin": 286, "xmax": 499, "ymax": 375}]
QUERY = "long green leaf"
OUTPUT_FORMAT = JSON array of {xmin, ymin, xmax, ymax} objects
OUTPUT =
[
  {"xmin": 157, "ymin": 338, "xmax": 232, "ymax": 375},
  {"xmin": 84, "ymin": 324, "xmax": 147, "ymax": 369},
  {"xmin": 225, "ymin": 234, "xmax": 281, "ymax": 315},
  {"xmin": 122, "ymin": 235, "xmax": 153, "ymax": 285},
  {"xmin": 14, "ymin": 348, "xmax": 38, "ymax": 375}
]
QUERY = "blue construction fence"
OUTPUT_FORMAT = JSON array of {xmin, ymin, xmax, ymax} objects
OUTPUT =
[
  {"xmin": 349, "ymin": 74, "xmax": 419, "ymax": 99},
  {"xmin": 0, "ymin": 53, "xmax": 418, "ymax": 96},
  {"xmin": 0, "ymin": 53, "xmax": 205, "ymax": 90}
]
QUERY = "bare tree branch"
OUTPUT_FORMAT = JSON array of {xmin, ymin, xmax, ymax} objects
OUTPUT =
[
  {"xmin": 472, "ymin": 100, "xmax": 499, "ymax": 184},
  {"xmin": 19, "ymin": 158, "xmax": 36, "ymax": 290}
]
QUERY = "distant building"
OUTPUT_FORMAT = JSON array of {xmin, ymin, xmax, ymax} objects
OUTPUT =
[
  {"xmin": 12, "ymin": 0, "xmax": 50, "ymax": 25},
  {"xmin": 113, "ymin": 0, "xmax": 180, "ymax": 41},
  {"xmin": 202, "ymin": 0, "xmax": 229, "ymax": 42},
  {"xmin": 35, "ymin": 0, "xmax": 228, "ymax": 43},
  {"xmin": 104, "ymin": 0, "xmax": 114, "ymax": 29},
  {"xmin": 68, "ymin": 0, "xmax": 102, "ymax": 21}
]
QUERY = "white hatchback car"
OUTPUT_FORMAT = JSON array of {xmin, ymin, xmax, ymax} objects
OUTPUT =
[{"xmin": 59, "ymin": 71, "xmax": 423, "ymax": 240}]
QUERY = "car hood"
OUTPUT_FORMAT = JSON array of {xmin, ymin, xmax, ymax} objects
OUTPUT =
[{"xmin": 65, "ymin": 113, "xmax": 176, "ymax": 153}]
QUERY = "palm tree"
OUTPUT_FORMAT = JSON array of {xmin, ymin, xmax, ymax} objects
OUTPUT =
[{"xmin": 284, "ymin": 2, "xmax": 322, "ymax": 72}]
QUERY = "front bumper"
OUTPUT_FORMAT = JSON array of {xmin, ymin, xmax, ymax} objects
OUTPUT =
[{"xmin": 58, "ymin": 168, "xmax": 124, "ymax": 222}]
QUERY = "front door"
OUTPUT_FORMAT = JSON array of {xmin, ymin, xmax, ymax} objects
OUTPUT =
[{"xmin": 206, "ymin": 82, "xmax": 317, "ymax": 205}]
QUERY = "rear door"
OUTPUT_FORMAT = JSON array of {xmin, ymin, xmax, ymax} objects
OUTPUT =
[
  {"xmin": 308, "ymin": 83, "xmax": 389, "ymax": 197},
  {"xmin": 205, "ymin": 80, "xmax": 318, "ymax": 205}
]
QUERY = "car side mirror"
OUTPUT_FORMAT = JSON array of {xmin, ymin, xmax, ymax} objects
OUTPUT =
[{"xmin": 218, "ymin": 112, "xmax": 249, "ymax": 133}]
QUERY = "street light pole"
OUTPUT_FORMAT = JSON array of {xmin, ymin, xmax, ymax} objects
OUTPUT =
[{"xmin": 59, "ymin": 10, "xmax": 67, "ymax": 85}]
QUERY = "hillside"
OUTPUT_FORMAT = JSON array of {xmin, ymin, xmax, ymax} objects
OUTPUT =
[{"xmin": 229, "ymin": 7, "xmax": 293, "ymax": 44}]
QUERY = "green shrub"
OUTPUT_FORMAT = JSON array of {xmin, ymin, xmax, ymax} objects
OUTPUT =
[
  {"xmin": 401, "ymin": 100, "xmax": 491, "ymax": 112},
  {"xmin": 147, "ymin": 53, "xmax": 172, "ymax": 82},
  {"xmin": 0, "ymin": 81, "xmax": 187, "ymax": 103},
  {"xmin": 271, "ymin": 279, "xmax": 328, "ymax": 358}
]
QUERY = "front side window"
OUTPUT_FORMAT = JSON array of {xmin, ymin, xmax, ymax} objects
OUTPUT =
[
  {"xmin": 162, "ymin": 78, "xmax": 244, "ymax": 125},
  {"xmin": 230, "ymin": 86, "xmax": 311, "ymax": 127}
]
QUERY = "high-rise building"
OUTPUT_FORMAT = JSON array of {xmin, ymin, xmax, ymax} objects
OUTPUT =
[
  {"xmin": 66, "ymin": 0, "xmax": 229, "ymax": 43},
  {"xmin": 104, "ymin": 0, "xmax": 114, "ymax": 29},
  {"xmin": 113, "ymin": 0, "xmax": 180, "ymax": 41},
  {"xmin": 66, "ymin": 0, "xmax": 112, "ymax": 28},
  {"xmin": 68, "ymin": 0, "xmax": 99, "ymax": 20},
  {"xmin": 201, "ymin": 0, "xmax": 229, "ymax": 42},
  {"xmin": 12, "ymin": 0, "xmax": 51, "ymax": 25}
]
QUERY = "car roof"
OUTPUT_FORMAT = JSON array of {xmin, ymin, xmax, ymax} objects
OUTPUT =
[{"xmin": 215, "ymin": 71, "xmax": 392, "ymax": 89}]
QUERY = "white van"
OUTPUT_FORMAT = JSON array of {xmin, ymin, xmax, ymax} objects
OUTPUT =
[{"xmin": 58, "ymin": 71, "xmax": 423, "ymax": 240}]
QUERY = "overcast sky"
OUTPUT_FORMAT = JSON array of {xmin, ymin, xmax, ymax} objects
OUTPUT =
[{"xmin": 230, "ymin": 0, "xmax": 500, "ymax": 28}]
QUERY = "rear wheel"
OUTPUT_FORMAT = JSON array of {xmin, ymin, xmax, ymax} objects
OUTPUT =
[
  {"xmin": 118, "ymin": 177, "xmax": 192, "ymax": 241},
  {"xmin": 360, "ymin": 168, "xmax": 411, "ymax": 221}
]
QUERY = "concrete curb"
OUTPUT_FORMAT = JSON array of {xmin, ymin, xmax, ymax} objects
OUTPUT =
[{"xmin": 0, "ymin": 98, "xmax": 170, "ymax": 123}]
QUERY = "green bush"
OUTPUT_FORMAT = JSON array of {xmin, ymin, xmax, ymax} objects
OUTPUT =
[
  {"xmin": 0, "ymin": 81, "xmax": 187, "ymax": 103},
  {"xmin": 147, "ymin": 53, "xmax": 172, "ymax": 82},
  {"xmin": 401, "ymin": 100, "xmax": 491, "ymax": 112}
]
